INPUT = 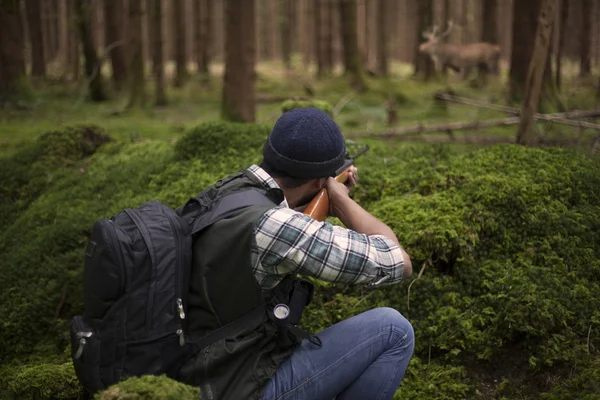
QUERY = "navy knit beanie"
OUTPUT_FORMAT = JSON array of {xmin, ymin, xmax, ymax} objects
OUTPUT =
[{"xmin": 262, "ymin": 108, "xmax": 346, "ymax": 178}]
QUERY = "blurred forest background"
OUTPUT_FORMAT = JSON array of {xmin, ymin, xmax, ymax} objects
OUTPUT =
[{"xmin": 1, "ymin": 0, "xmax": 600, "ymax": 399}]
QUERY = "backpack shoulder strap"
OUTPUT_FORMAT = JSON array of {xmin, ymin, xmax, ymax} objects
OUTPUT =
[{"xmin": 183, "ymin": 188, "xmax": 278, "ymax": 235}]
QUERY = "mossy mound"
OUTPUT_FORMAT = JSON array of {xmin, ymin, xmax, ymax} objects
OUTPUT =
[
  {"xmin": 0, "ymin": 362, "xmax": 82, "ymax": 399},
  {"xmin": 281, "ymin": 99, "xmax": 333, "ymax": 116},
  {"xmin": 96, "ymin": 375, "xmax": 199, "ymax": 400},
  {"xmin": 0, "ymin": 124, "xmax": 111, "ymax": 231}
]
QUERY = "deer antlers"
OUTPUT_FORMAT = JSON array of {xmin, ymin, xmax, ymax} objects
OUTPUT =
[{"xmin": 422, "ymin": 20, "xmax": 456, "ymax": 41}]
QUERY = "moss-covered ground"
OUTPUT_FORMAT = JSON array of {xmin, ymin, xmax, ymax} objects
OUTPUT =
[{"xmin": 1, "ymin": 61, "xmax": 599, "ymax": 399}]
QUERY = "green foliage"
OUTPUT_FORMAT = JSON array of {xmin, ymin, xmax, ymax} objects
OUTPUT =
[
  {"xmin": 393, "ymin": 357, "xmax": 473, "ymax": 399},
  {"xmin": 0, "ymin": 362, "xmax": 82, "ymax": 399},
  {"xmin": 280, "ymin": 99, "xmax": 333, "ymax": 116},
  {"xmin": 96, "ymin": 375, "xmax": 199, "ymax": 400}
]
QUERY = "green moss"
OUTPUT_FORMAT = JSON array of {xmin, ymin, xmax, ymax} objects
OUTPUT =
[
  {"xmin": 96, "ymin": 375, "xmax": 199, "ymax": 400},
  {"xmin": 1, "ymin": 362, "xmax": 82, "ymax": 399},
  {"xmin": 281, "ymin": 99, "xmax": 333, "ymax": 116}
]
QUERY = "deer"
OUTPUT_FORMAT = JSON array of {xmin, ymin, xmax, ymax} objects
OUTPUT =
[{"xmin": 418, "ymin": 21, "xmax": 501, "ymax": 84}]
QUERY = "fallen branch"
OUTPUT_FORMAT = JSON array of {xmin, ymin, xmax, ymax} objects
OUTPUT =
[
  {"xmin": 435, "ymin": 93, "xmax": 600, "ymax": 121},
  {"xmin": 350, "ymin": 112, "xmax": 600, "ymax": 138}
]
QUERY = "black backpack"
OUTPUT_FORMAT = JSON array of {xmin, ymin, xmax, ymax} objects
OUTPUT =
[{"xmin": 70, "ymin": 189, "xmax": 277, "ymax": 395}]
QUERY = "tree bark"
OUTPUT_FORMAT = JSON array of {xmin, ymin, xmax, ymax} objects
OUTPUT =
[
  {"xmin": 103, "ymin": 0, "xmax": 128, "ymax": 91},
  {"xmin": 172, "ymin": 0, "xmax": 188, "ymax": 87},
  {"xmin": 25, "ymin": 0, "xmax": 46, "ymax": 77},
  {"xmin": 151, "ymin": 0, "xmax": 165, "ymax": 106},
  {"xmin": 482, "ymin": 0, "xmax": 498, "ymax": 44},
  {"xmin": 0, "ymin": 0, "xmax": 32, "ymax": 106},
  {"xmin": 281, "ymin": 0, "xmax": 292, "ymax": 69},
  {"xmin": 339, "ymin": 0, "xmax": 365, "ymax": 90},
  {"xmin": 509, "ymin": 0, "xmax": 553, "ymax": 103},
  {"xmin": 516, "ymin": 0, "xmax": 557, "ymax": 145},
  {"xmin": 67, "ymin": 0, "xmax": 80, "ymax": 80},
  {"xmin": 193, "ymin": 0, "xmax": 202, "ymax": 71},
  {"xmin": 266, "ymin": 0, "xmax": 278, "ymax": 59},
  {"xmin": 374, "ymin": 0, "xmax": 388, "ymax": 76},
  {"xmin": 579, "ymin": 0, "xmax": 591, "ymax": 77},
  {"xmin": 59, "ymin": 0, "xmax": 68, "ymax": 67},
  {"xmin": 413, "ymin": 0, "xmax": 435, "ymax": 80},
  {"xmin": 222, "ymin": 0, "xmax": 256, "ymax": 122},
  {"xmin": 126, "ymin": 0, "xmax": 144, "ymax": 108},
  {"xmin": 555, "ymin": 0, "xmax": 568, "ymax": 89},
  {"xmin": 202, "ymin": 0, "xmax": 213, "ymax": 75},
  {"xmin": 74, "ymin": 0, "xmax": 107, "ymax": 101}
]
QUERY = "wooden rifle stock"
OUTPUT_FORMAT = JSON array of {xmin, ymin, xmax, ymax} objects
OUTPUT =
[{"xmin": 303, "ymin": 169, "xmax": 350, "ymax": 222}]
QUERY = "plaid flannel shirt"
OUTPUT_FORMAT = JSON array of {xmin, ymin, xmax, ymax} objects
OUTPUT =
[{"xmin": 247, "ymin": 165, "xmax": 405, "ymax": 290}]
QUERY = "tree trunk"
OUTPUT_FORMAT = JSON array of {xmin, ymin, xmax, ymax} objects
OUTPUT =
[
  {"xmin": 516, "ymin": 0, "xmax": 557, "ymax": 145},
  {"xmin": 104, "ymin": 0, "xmax": 128, "ymax": 91},
  {"xmin": 151, "ymin": 0, "xmax": 165, "ymax": 106},
  {"xmin": 509, "ymin": 0, "xmax": 553, "ymax": 103},
  {"xmin": 222, "ymin": 0, "xmax": 256, "ymax": 122},
  {"xmin": 324, "ymin": 0, "xmax": 333, "ymax": 72},
  {"xmin": 193, "ymin": 0, "xmax": 202, "ymax": 72},
  {"xmin": 126, "ymin": 0, "xmax": 144, "ymax": 108},
  {"xmin": 281, "ymin": 0, "xmax": 292, "ymax": 69},
  {"xmin": 482, "ymin": 0, "xmax": 498, "ymax": 43},
  {"xmin": 555, "ymin": 0, "xmax": 568, "ymax": 89},
  {"xmin": 413, "ymin": 0, "xmax": 435, "ymax": 80},
  {"xmin": 266, "ymin": 0, "xmax": 278, "ymax": 59},
  {"xmin": 172, "ymin": 0, "xmax": 188, "ymax": 87},
  {"xmin": 25, "ymin": 0, "xmax": 46, "ymax": 77},
  {"xmin": 202, "ymin": 0, "xmax": 213, "ymax": 76},
  {"xmin": 374, "ymin": 0, "xmax": 388, "ymax": 76},
  {"xmin": 59, "ymin": 0, "xmax": 68, "ymax": 67},
  {"xmin": 67, "ymin": 0, "xmax": 80, "ymax": 80},
  {"xmin": 74, "ymin": 0, "xmax": 107, "ymax": 101},
  {"xmin": 314, "ymin": 0, "xmax": 324, "ymax": 76},
  {"xmin": 579, "ymin": 0, "xmax": 591, "ymax": 77},
  {"xmin": 0, "ymin": 0, "xmax": 32, "ymax": 106},
  {"xmin": 339, "ymin": 0, "xmax": 365, "ymax": 90}
]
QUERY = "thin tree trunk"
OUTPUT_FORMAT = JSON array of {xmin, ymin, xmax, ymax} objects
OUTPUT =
[
  {"xmin": 59, "ymin": 0, "xmax": 68, "ymax": 68},
  {"xmin": 579, "ymin": 0, "xmax": 591, "ymax": 77},
  {"xmin": 67, "ymin": 0, "xmax": 80, "ymax": 80},
  {"xmin": 0, "ymin": 0, "xmax": 32, "ymax": 106},
  {"xmin": 413, "ymin": 0, "xmax": 435, "ymax": 80},
  {"xmin": 151, "ymin": 0, "xmax": 166, "ymax": 106},
  {"xmin": 222, "ymin": 0, "xmax": 256, "ymax": 122},
  {"xmin": 482, "ymin": 0, "xmax": 498, "ymax": 43},
  {"xmin": 202, "ymin": 0, "xmax": 213, "ymax": 76},
  {"xmin": 104, "ymin": 0, "xmax": 128, "ymax": 91},
  {"xmin": 25, "ymin": 0, "xmax": 46, "ymax": 77},
  {"xmin": 339, "ymin": 0, "xmax": 365, "ymax": 90},
  {"xmin": 266, "ymin": 0, "xmax": 278, "ymax": 59},
  {"xmin": 374, "ymin": 0, "xmax": 388, "ymax": 76},
  {"xmin": 314, "ymin": 0, "xmax": 324, "ymax": 76},
  {"xmin": 555, "ymin": 0, "xmax": 568, "ymax": 89},
  {"xmin": 126, "ymin": 0, "xmax": 144, "ymax": 108},
  {"xmin": 517, "ymin": 0, "xmax": 557, "ymax": 145},
  {"xmin": 74, "ymin": 0, "xmax": 107, "ymax": 101},
  {"xmin": 323, "ymin": 0, "xmax": 333, "ymax": 72},
  {"xmin": 173, "ymin": 0, "xmax": 188, "ymax": 87},
  {"xmin": 281, "ymin": 0, "xmax": 292, "ymax": 69},
  {"xmin": 509, "ymin": 0, "xmax": 553, "ymax": 103},
  {"xmin": 193, "ymin": 0, "xmax": 202, "ymax": 71}
]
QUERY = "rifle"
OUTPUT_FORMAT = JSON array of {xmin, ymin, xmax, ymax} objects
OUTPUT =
[{"xmin": 303, "ymin": 145, "xmax": 370, "ymax": 221}]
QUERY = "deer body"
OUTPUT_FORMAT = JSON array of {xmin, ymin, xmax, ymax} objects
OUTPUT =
[{"xmin": 419, "ymin": 22, "xmax": 501, "ymax": 82}]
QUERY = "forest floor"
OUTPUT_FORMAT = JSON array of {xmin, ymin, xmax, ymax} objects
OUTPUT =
[{"xmin": 1, "ymin": 59, "xmax": 599, "ymax": 158}]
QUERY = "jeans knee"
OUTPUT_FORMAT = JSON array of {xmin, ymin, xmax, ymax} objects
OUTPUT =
[{"xmin": 371, "ymin": 307, "xmax": 414, "ymax": 349}]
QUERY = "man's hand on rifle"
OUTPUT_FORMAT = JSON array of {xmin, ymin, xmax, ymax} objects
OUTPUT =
[{"xmin": 326, "ymin": 166, "xmax": 359, "ymax": 218}]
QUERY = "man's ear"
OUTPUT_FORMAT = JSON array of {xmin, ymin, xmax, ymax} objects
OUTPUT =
[{"xmin": 312, "ymin": 177, "xmax": 327, "ymax": 189}]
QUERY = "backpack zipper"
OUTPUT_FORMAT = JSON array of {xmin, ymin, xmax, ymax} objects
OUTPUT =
[{"xmin": 166, "ymin": 210, "xmax": 187, "ymax": 346}]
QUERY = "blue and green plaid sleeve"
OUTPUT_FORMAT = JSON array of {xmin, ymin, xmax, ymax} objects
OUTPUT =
[{"xmin": 252, "ymin": 207, "xmax": 405, "ymax": 290}]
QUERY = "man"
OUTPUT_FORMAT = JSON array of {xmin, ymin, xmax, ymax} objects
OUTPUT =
[{"xmin": 178, "ymin": 108, "xmax": 414, "ymax": 400}]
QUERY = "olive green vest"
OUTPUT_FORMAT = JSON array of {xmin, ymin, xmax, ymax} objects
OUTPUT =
[{"xmin": 178, "ymin": 170, "xmax": 298, "ymax": 400}]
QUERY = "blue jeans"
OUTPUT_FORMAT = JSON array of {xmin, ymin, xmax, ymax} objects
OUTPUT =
[{"xmin": 262, "ymin": 307, "xmax": 415, "ymax": 400}]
